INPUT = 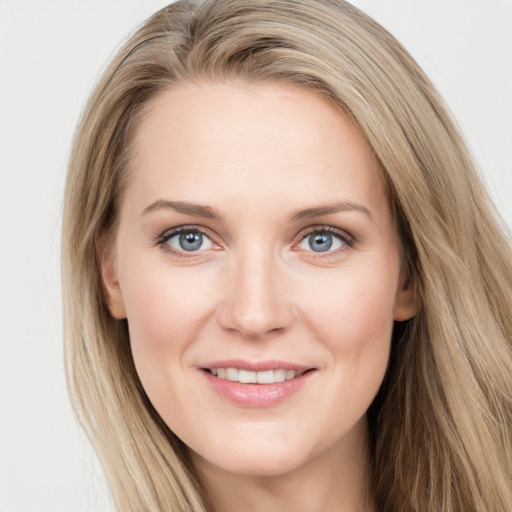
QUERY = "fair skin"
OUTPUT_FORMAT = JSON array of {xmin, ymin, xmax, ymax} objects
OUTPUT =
[{"xmin": 100, "ymin": 81, "xmax": 418, "ymax": 512}]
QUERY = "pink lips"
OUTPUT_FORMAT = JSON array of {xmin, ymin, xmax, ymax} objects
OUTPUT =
[{"xmin": 200, "ymin": 359, "xmax": 316, "ymax": 408}]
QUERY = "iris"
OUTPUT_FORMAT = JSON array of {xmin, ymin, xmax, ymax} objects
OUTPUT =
[
  {"xmin": 179, "ymin": 231, "xmax": 204, "ymax": 251},
  {"xmin": 308, "ymin": 233, "xmax": 333, "ymax": 252}
]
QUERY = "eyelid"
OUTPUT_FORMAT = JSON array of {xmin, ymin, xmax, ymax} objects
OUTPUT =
[
  {"xmin": 156, "ymin": 225, "xmax": 220, "ymax": 256},
  {"xmin": 298, "ymin": 225, "xmax": 354, "ymax": 243},
  {"xmin": 293, "ymin": 225, "xmax": 355, "ymax": 256},
  {"xmin": 154, "ymin": 223, "xmax": 355, "ymax": 258},
  {"xmin": 156, "ymin": 225, "xmax": 213, "ymax": 243}
]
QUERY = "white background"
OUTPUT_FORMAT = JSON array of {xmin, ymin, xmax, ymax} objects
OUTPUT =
[{"xmin": 0, "ymin": 1, "xmax": 510, "ymax": 511}]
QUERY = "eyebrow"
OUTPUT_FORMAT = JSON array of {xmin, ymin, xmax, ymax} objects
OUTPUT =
[
  {"xmin": 141, "ymin": 199, "xmax": 372, "ymax": 222},
  {"xmin": 141, "ymin": 200, "xmax": 221, "ymax": 219},
  {"xmin": 289, "ymin": 201, "xmax": 373, "ymax": 222}
]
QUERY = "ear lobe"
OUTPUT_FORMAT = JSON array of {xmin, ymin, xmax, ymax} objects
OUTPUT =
[
  {"xmin": 393, "ymin": 269, "xmax": 421, "ymax": 321},
  {"xmin": 97, "ymin": 234, "xmax": 127, "ymax": 319}
]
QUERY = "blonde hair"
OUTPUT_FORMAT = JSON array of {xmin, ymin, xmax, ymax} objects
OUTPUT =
[{"xmin": 62, "ymin": 1, "xmax": 512, "ymax": 510}]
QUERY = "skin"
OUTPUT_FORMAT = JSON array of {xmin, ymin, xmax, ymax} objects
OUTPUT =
[{"xmin": 100, "ymin": 81, "xmax": 418, "ymax": 512}]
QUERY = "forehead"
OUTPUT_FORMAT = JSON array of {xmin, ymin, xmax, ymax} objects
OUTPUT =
[{"xmin": 124, "ymin": 81, "xmax": 388, "ymax": 219}]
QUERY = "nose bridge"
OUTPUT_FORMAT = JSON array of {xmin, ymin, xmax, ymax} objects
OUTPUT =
[{"xmin": 217, "ymin": 242, "xmax": 294, "ymax": 338}]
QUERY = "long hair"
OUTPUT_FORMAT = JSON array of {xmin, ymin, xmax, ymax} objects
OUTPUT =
[{"xmin": 62, "ymin": 1, "xmax": 512, "ymax": 510}]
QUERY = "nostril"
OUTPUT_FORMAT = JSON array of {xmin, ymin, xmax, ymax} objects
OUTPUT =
[{"xmin": 215, "ymin": 281, "xmax": 296, "ymax": 339}]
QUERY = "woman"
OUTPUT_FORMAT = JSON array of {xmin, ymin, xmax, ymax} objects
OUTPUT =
[{"xmin": 62, "ymin": 1, "xmax": 512, "ymax": 510}]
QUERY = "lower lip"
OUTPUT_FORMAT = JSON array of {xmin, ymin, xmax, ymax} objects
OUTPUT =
[{"xmin": 201, "ymin": 370, "xmax": 316, "ymax": 407}]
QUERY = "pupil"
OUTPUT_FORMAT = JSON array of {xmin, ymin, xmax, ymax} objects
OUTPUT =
[
  {"xmin": 179, "ymin": 232, "xmax": 202, "ymax": 251},
  {"xmin": 310, "ymin": 233, "xmax": 332, "ymax": 252}
]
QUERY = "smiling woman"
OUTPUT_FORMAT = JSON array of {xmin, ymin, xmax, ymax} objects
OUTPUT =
[
  {"xmin": 99, "ymin": 82, "xmax": 416, "ymax": 508},
  {"xmin": 62, "ymin": 1, "xmax": 512, "ymax": 511}
]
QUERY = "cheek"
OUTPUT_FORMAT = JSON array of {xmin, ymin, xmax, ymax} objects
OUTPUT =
[
  {"xmin": 117, "ymin": 256, "xmax": 217, "ymax": 378},
  {"xmin": 303, "ymin": 262, "xmax": 399, "ymax": 351},
  {"xmin": 117, "ymin": 262, "xmax": 220, "ymax": 425},
  {"xmin": 123, "ymin": 277, "xmax": 186, "ymax": 350},
  {"xmin": 298, "ymin": 260, "xmax": 398, "ymax": 416}
]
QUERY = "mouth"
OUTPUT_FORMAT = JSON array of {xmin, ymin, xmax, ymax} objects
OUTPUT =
[
  {"xmin": 200, "ymin": 360, "xmax": 317, "ymax": 407},
  {"xmin": 202, "ymin": 367, "xmax": 314, "ymax": 384}
]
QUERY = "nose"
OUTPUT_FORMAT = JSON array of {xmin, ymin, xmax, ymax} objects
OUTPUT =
[{"xmin": 216, "ymin": 248, "xmax": 295, "ymax": 339}]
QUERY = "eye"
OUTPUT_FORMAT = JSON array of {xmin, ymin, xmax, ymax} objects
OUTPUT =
[
  {"xmin": 297, "ymin": 228, "xmax": 352, "ymax": 254},
  {"xmin": 161, "ymin": 228, "xmax": 214, "ymax": 253}
]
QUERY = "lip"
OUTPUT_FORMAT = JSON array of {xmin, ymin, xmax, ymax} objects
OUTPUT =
[
  {"xmin": 201, "ymin": 359, "xmax": 312, "ymax": 373},
  {"xmin": 199, "ymin": 359, "xmax": 317, "ymax": 408}
]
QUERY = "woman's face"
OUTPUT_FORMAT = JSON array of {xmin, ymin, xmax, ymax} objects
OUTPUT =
[{"xmin": 101, "ymin": 82, "xmax": 417, "ymax": 477}]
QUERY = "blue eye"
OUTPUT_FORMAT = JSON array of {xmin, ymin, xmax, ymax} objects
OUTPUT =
[
  {"xmin": 299, "ymin": 230, "xmax": 345, "ymax": 253},
  {"xmin": 165, "ymin": 229, "xmax": 213, "ymax": 252}
]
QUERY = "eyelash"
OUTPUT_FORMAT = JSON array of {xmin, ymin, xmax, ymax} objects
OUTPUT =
[
  {"xmin": 156, "ymin": 225, "xmax": 216, "ymax": 258},
  {"xmin": 297, "ymin": 225, "xmax": 355, "ymax": 257},
  {"xmin": 155, "ymin": 224, "xmax": 355, "ymax": 258}
]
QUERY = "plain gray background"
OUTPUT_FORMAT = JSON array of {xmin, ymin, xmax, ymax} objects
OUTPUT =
[{"xmin": 1, "ymin": 1, "xmax": 511, "ymax": 511}]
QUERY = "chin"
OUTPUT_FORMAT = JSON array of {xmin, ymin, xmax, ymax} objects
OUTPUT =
[
  {"xmin": 206, "ymin": 450, "xmax": 309, "ymax": 478},
  {"xmin": 189, "ymin": 430, "xmax": 320, "ymax": 478}
]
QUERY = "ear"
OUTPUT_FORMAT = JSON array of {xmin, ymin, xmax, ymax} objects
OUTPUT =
[
  {"xmin": 97, "ymin": 234, "xmax": 127, "ymax": 319},
  {"xmin": 393, "ymin": 267, "xmax": 420, "ymax": 321}
]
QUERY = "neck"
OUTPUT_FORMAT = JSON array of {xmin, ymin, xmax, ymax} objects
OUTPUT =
[{"xmin": 193, "ymin": 417, "xmax": 376, "ymax": 512}]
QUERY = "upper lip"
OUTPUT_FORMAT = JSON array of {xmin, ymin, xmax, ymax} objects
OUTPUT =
[{"xmin": 200, "ymin": 359, "xmax": 314, "ymax": 372}]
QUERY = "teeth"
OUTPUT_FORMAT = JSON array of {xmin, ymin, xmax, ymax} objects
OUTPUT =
[
  {"xmin": 239, "ymin": 369, "xmax": 257, "ymax": 383},
  {"xmin": 225, "ymin": 368, "xmax": 238, "ymax": 381},
  {"xmin": 274, "ymin": 369, "xmax": 286, "ymax": 382},
  {"xmin": 286, "ymin": 370, "xmax": 296, "ymax": 380},
  {"xmin": 209, "ymin": 367, "xmax": 302, "ymax": 384},
  {"xmin": 257, "ymin": 370, "xmax": 274, "ymax": 384}
]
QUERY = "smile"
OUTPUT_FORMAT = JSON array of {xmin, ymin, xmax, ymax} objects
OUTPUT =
[
  {"xmin": 206, "ymin": 368, "xmax": 308, "ymax": 384},
  {"xmin": 200, "ymin": 361, "xmax": 317, "ymax": 407}
]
